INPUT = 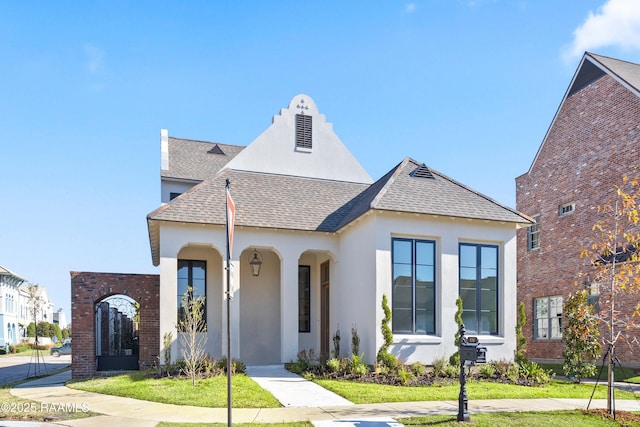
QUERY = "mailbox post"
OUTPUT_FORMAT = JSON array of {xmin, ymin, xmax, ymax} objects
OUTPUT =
[{"xmin": 457, "ymin": 324, "xmax": 487, "ymax": 422}]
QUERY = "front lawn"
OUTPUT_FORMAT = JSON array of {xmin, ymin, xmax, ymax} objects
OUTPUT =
[
  {"xmin": 313, "ymin": 378, "xmax": 637, "ymax": 404},
  {"xmin": 67, "ymin": 371, "xmax": 281, "ymax": 408}
]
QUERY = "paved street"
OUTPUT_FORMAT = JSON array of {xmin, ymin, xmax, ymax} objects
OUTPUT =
[{"xmin": 0, "ymin": 354, "xmax": 71, "ymax": 384}]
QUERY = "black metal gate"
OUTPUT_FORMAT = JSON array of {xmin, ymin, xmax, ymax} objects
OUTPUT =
[{"xmin": 95, "ymin": 295, "xmax": 139, "ymax": 371}]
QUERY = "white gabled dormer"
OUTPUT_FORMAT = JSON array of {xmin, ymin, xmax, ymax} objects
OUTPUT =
[{"xmin": 225, "ymin": 94, "xmax": 373, "ymax": 184}]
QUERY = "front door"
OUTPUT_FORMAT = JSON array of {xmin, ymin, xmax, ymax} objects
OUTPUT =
[{"xmin": 320, "ymin": 261, "xmax": 330, "ymax": 358}]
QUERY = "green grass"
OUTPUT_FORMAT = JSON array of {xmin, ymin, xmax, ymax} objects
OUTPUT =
[
  {"xmin": 313, "ymin": 378, "xmax": 638, "ymax": 404},
  {"xmin": 399, "ymin": 410, "xmax": 640, "ymax": 426},
  {"xmin": 67, "ymin": 371, "xmax": 281, "ymax": 408},
  {"xmin": 540, "ymin": 363, "xmax": 640, "ymax": 384}
]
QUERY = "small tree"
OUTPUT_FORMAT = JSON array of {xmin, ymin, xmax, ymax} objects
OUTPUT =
[
  {"xmin": 177, "ymin": 287, "xmax": 208, "ymax": 386},
  {"xmin": 163, "ymin": 332, "xmax": 173, "ymax": 376},
  {"xmin": 450, "ymin": 296, "xmax": 463, "ymax": 366},
  {"xmin": 579, "ymin": 177, "xmax": 640, "ymax": 411},
  {"xmin": 377, "ymin": 294, "xmax": 397, "ymax": 369},
  {"xmin": 515, "ymin": 301, "xmax": 527, "ymax": 364},
  {"xmin": 351, "ymin": 325, "xmax": 360, "ymax": 356},
  {"xmin": 562, "ymin": 290, "xmax": 601, "ymax": 383},
  {"xmin": 332, "ymin": 328, "xmax": 341, "ymax": 358}
]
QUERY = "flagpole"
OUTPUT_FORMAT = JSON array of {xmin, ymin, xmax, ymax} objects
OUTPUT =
[{"xmin": 225, "ymin": 179, "xmax": 232, "ymax": 427}]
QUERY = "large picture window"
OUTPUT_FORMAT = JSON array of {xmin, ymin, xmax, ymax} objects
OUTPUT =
[
  {"xmin": 534, "ymin": 296, "xmax": 562, "ymax": 339},
  {"xmin": 177, "ymin": 260, "xmax": 206, "ymax": 330},
  {"xmin": 392, "ymin": 238, "xmax": 436, "ymax": 335},
  {"xmin": 298, "ymin": 265, "xmax": 311, "ymax": 333},
  {"xmin": 459, "ymin": 243, "xmax": 498, "ymax": 335}
]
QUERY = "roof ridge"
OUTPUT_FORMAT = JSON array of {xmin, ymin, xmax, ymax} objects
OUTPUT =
[{"xmin": 168, "ymin": 136, "xmax": 245, "ymax": 148}]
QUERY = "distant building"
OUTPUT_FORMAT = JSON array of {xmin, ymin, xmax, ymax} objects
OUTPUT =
[
  {"xmin": 53, "ymin": 308, "xmax": 67, "ymax": 330},
  {"xmin": 0, "ymin": 265, "xmax": 27, "ymax": 347}
]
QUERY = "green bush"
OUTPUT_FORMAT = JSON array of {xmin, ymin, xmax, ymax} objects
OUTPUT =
[
  {"xmin": 519, "ymin": 359, "xmax": 552, "ymax": 384},
  {"xmin": 349, "ymin": 354, "xmax": 369, "ymax": 377},
  {"xmin": 431, "ymin": 357, "xmax": 448, "ymax": 377},
  {"xmin": 411, "ymin": 362, "xmax": 426, "ymax": 376},
  {"xmin": 377, "ymin": 351, "xmax": 398, "ymax": 371},
  {"xmin": 216, "ymin": 357, "xmax": 246, "ymax": 374},
  {"xmin": 398, "ymin": 366, "xmax": 414, "ymax": 385},
  {"xmin": 478, "ymin": 363, "xmax": 496, "ymax": 379},
  {"xmin": 326, "ymin": 358, "xmax": 341, "ymax": 373}
]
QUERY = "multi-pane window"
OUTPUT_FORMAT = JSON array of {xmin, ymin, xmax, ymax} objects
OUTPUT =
[
  {"xmin": 528, "ymin": 214, "xmax": 540, "ymax": 250},
  {"xmin": 392, "ymin": 238, "xmax": 436, "ymax": 335},
  {"xmin": 534, "ymin": 296, "xmax": 562, "ymax": 339},
  {"xmin": 298, "ymin": 265, "xmax": 311, "ymax": 333},
  {"xmin": 177, "ymin": 260, "xmax": 206, "ymax": 330},
  {"xmin": 559, "ymin": 202, "xmax": 575, "ymax": 216},
  {"xmin": 295, "ymin": 114, "xmax": 312, "ymax": 149},
  {"xmin": 459, "ymin": 243, "xmax": 499, "ymax": 335}
]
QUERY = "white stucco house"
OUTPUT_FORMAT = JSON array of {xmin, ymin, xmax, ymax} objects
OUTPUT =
[
  {"xmin": 0, "ymin": 265, "xmax": 27, "ymax": 348},
  {"xmin": 147, "ymin": 94, "xmax": 531, "ymax": 366}
]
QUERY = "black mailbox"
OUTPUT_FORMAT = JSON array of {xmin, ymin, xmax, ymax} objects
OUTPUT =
[
  {"xmin": 475, "ymin": 345, "xmax": 487, "ymax": 364},
  {"xmin": 460, "ymin": 336, "xmax": 487, "ymax": 364},
  {"xmin": 460, "ymin": 344, "xmax": 477, "ymax": 363}
]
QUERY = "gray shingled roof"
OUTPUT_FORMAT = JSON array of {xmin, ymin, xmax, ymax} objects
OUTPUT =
[
  {"xmin": 151, "ymin": 169, "xmax": 369, "ymax": 231},
  {"xmin": 337, "ymin": 158, "xmax": 531, "ymax": 229},
  {"xmin": 589, "ymin": 52, "xmax": 640, "ymax": 93},
  {"xmin": 161, "ymin": 137, "xmax": 245, "ymax": 181},
  {"xmin": 148, "ymin": 158, "xmax": 532, "ymax": 264}
]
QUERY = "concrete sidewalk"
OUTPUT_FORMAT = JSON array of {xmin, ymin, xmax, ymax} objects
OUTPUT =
[{"xmin": 9, "ymin": 369, "xmax": 640, "ymax": 426}]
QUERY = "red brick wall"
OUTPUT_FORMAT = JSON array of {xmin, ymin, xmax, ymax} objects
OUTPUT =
[
  {"xmin": 516, "ymin": 74, "xmax": 640, "ymax": 365},
  {"xmin": 70, "ymin": 271, "xmax": 160, "ymax": 378}
]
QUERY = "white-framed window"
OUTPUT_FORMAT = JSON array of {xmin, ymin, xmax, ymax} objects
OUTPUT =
[
  {"xmin": 559, "ymin": 202, "xmax": 575, "ymax": 216},
  {"xmin": 534, "ymin": 296, "xmax": 563, "ymax": 339},
  {"xmin": 528, "ymin": 214, "xmax": 540, "ymax": 250}
]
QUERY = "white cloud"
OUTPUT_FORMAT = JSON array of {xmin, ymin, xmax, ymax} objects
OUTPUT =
[
  {"xmin": 564, "ymin": 0, "xmax": 640, "ymax": 61},
  {"xmin": 405, "ymin": 3, "xmax": 416, "ymax": 13},
  {"xmin": 83, "ymin": 43, "xmax": 105, "ymax": 74}
]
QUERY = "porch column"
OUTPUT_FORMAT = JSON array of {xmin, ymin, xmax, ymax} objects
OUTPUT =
[
  {"xmin": 280, "ymin": 252, "xmax": 299, "ymax": 362},
  {"xmin": 159, "ymin": 256, "xmax": 178, "ymax": 364}
]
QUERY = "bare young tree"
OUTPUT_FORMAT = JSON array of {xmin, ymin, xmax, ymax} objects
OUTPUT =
[
  {"xmin": 177, "ymin": 286, "xmax": 207, "ymax": 386},
  {"xmin": 579, "ymin": 176, "xmax": 640, "ymax": 413}
]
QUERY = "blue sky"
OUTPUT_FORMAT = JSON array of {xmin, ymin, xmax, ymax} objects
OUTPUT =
[{"xmin": 3, "ymin": 0, "xmax": 640, "ymax": 320}]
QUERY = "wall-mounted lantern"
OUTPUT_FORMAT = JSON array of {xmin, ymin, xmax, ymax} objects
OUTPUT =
[{"xmin": 249, "ymin": 250, "xmax": 263, "ymax": 277}]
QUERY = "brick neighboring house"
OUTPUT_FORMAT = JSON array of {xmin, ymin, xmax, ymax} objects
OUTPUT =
[{"xmin": 516, "ymin": 52, "xmax": 640, "ymax": 366}]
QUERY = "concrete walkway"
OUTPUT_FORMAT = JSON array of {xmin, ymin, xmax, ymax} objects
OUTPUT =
[{"xmin": 9, "ymin": 369, "xmax": 640, "ymax": 426}]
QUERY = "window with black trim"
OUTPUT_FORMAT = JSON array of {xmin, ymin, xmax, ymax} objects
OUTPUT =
[
  {"xmin": 528, "ymin": 214, "xmax": 540, "ymax": 250},
  {"xmin": 298, "ymin": 265, "xmax": 310, "ymax": 333},
  {"xmin": 392, "ymin": 238, "xmax": 436, "ymax": 335},
  {"xmin": 170, "ymin": 192, "xmax": 182, "ymax": 201},
  {"xmin": 295, "ymin": 114, "xmax": 312, "ymax": 149},
  {"xmin": 459, "ymin": 243, "xmax": 498, "ymax": 335},
  {"xmin": 534, "ymin": 296, "xmax": 562, "ymax": 339},
  {"xmin": 177, "ymin": 260, "xmax": 206, "ymax": 331}
]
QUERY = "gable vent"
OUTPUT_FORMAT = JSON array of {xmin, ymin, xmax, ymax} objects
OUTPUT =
[
  {"xmin": 208, "ymin": 145, "xmax": 225, "ymax": 155},
  {"xmin": 295, "ymin": 114, "xmax": 312, "ymax": 149},
  {"xmin": 410, "ymin": 164, "xmax": 435, "ymax": 179}
]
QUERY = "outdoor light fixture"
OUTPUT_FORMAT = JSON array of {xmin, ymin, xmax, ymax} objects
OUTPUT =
[{"xmin": 249, "ymin": 250, "xmax": 263, "ymax": 277}]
